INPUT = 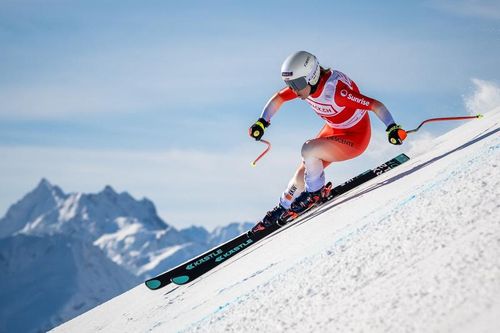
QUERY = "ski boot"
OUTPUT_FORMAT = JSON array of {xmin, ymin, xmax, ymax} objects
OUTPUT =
[
  {"xmin": 249, "ymin": 204, "xmax": 289, "ymax": 237},
  {"xmin": 282, "ymin": 182, "xmax": 332, "ymax": 222}
]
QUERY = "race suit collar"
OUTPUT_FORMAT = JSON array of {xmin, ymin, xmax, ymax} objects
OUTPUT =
[{"xmin": 310, "ymin": 70, "xmax": 332, "ymax": 98}]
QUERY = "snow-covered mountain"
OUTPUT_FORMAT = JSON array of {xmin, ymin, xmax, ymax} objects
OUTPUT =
[
  {"xmin": 53, "ymin": 107, "xmax": 499, "ymax": 333},
  {"xmin": 0, "ymin": 182, "xmax": 252, "ymax": 333}
]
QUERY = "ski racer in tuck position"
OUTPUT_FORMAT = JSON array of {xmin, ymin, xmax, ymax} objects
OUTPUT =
[{"xmin": 249, "ymin": 51, "xmax": 407, "ymax": 234}]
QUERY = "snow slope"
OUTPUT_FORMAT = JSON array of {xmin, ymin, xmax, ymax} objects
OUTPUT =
[{"xmin": 53, "ymin": 108, "xmax": 500, "ymax": 333}]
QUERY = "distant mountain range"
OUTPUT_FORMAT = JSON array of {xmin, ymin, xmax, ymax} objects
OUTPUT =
[{"xmin": 0, "ymin": 179, "xmax": 253, "ymax": 333}]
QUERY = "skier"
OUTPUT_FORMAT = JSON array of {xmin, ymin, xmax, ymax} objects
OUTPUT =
[{"xmin": 249, "ymin": 51, "xmax": 407, "ymax": 233}]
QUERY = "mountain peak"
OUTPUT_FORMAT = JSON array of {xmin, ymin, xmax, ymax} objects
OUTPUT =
[
  {"xmin": 101, "ymin": 185, "xmax": 118, "ymax": 196},
  {"xmin": 32, "ymin": 178, "xmax": 65, "ymax": 199},
  {"xmin": 38, "ymin": 178, "xmax": 52, "ymax": 188},
  {"xmin": 1, "ymin": 180, "xmax": 169, "ymax": 238},
  {"xmin": 0, "ymin": 179, "xmax": 67, "ymax": 238}
]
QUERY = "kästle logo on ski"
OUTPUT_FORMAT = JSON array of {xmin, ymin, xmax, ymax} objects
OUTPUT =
[
  {"xmin": 186, "ymin": 249, "xmax": 224, "ymax": 270},
  {"xmin": 215, "ymin": 239, "xmax": 254, "ymax": 263}
]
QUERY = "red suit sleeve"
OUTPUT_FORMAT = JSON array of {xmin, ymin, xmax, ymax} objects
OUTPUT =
[
  {"xmin": 334, "ymin": 81, "xmax": 378, "ymax": 110},
  {"xmin": 277, "ymin": 87, "xmax": 298, "ymax": 102},
  {"xmin": 334, "ymin": 80, "xmax": 395, "ymax": 126}
]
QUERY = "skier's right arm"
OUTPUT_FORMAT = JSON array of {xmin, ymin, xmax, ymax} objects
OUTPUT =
[{"xmin": 249, "ymin": 87, "xmax": 297, "ymax": 140}]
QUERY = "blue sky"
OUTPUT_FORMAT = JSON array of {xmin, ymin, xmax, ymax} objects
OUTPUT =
[{"xmin": 1, "ymin": 0, "xmax": 499, "ymax": 230}]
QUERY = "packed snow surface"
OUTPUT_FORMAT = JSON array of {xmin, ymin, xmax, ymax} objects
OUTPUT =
[{"xmin": 54, "ymin": 109, "xmax": 500, "ymax": 332}]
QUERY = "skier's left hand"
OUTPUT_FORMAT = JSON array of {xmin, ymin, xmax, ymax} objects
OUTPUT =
[
  {"xmin": 249, "ymin": 118, "xmax": 270, "ymax": 141},
  {"xmin": 386, "ymin": 123, "xmax": 407, "ymax": 145}
]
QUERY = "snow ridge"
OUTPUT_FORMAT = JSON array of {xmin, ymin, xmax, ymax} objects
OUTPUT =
[{"xmin": 53, "ymin": 107, "xmax": 499, "ymax": 333}]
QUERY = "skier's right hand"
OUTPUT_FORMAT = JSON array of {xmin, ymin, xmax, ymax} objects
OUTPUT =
[{"xmin": 249, "ymin": 118, "xmax": 270, "ymax": 141}]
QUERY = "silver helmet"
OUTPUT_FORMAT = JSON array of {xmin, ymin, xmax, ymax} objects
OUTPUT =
[{"xmin": 281, "ymin": 51, "xmax": 320, "ymax": 91}]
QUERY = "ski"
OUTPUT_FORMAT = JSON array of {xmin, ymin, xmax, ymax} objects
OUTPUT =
[
  {"xmin": 144, "ymin": 233, "xmax": 255, "ymax": 290},
  {"xmin": 144, "ymin": 153, "xmax": 409, "ymax": 290},
  {"xmin": 277, "ymin": 152, "xmax": 410, "ymax": 226}
]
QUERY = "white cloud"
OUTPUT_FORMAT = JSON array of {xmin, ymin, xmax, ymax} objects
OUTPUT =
[
  {"xmin": 464, "ymin": 78, "xmax": 500, "ymax": 115},
  {"xmin": 0, "ymin": 145, "xmax": 298, "ymax": 230},
  {"xmin": 405, "ymin": 77, "xmax": 500, "ymax": 158},
  {"xmin": 0, "ymin": 134, "xmax": 410, "ymax": 231}
]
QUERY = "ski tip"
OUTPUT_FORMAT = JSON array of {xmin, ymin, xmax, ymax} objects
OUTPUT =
[
  {"xmin": 477, "ymin": 114, "xmax": 484, "ymax": 119},
  {"xmin": 145, "ymin": 279, "xmax": 162, "ymax": 290},
  {"xmin": 251, "ymin": 162, "xmax": 256, "ymax": 167},
  {"xmin": 171, "ymin": 275, "xmax": 190, "ymax": 285}
]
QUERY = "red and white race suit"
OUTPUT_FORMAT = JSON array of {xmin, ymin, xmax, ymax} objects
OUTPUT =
[{"xmin": 260, "ymin": 69, "xmax": 396, "ymax": 208}]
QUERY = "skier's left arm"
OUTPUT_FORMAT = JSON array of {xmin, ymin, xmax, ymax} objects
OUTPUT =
[
  {"xmin": 249, "ymin": 87, "xmax": 298, "ymax": 141},
  {"xmin": 336, "ymin": 85, "xmax": 407, "ymax": 145}
]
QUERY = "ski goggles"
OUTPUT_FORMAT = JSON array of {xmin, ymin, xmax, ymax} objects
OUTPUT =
[{"xmin": 284, "ymin": 76, "xmax": 308, "ymax": 91}]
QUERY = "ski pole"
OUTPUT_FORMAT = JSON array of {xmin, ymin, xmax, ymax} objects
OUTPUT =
[
  {"xmin": 406, "ymin": 114, "xmax": 482, "ymax": 134},
  {"xmin": 251, "ymin": 139, "xmax": 271, "ymax": 167}
]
